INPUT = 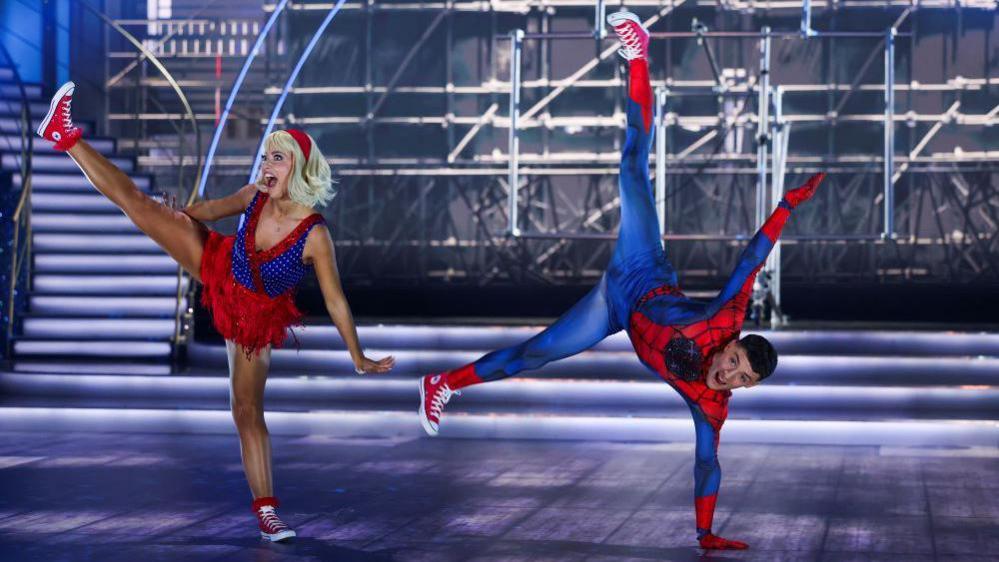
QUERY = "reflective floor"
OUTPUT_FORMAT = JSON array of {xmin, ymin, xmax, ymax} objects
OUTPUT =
[{"xmin": 0, "ymin": 430, "xmax": 996, "ymax": 562}]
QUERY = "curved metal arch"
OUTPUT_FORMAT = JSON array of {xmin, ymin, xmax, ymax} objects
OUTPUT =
[
  {"xmin": 249, "ymin": 0, "xmax": 349, "ymax": 184},
  {"xmin": 78, "ymin": 0, "xmax": 202, "ymax": 204},
  {"xmin": 195, "ymin": 0, "xmax": 292, "ymax": 202}
]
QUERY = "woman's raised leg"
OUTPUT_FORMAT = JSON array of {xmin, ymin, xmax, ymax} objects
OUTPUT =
[{"xmin": 66, "ymin": 140, "xmax": 210, "ymax": 281}]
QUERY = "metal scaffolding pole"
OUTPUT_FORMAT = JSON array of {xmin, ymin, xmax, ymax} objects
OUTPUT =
[
  {"xmin": 593, "ymin": 0, "xmax": 607, "ymax": 40},
  {"xmin": 883, "ymin": 28, "xmax": 896, "ymax": 239},
  {"xmin": 508, "ymin": 29, "xmax": 523, "ymax": 237},
  {"xmin": 756, "ymin": 27, "xmax": 772, "ymax": 230},
  {"xmin": 769, "ymin": 86, "xmax": 791, "ymax": 328},
  {"xmin": 800, "ymin": 0, "xmax": 815, "ymax": 36},
  {"xmin": 655, "ymin": 87, "xmax": 668, "ymax": 247}
]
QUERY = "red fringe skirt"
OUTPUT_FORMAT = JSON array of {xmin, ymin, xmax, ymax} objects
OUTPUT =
[{"xmin": 199, "ymin": 231, "xmax": 304, "ymax": 356}]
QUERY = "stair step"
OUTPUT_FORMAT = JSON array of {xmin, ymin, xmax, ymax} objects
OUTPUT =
[
  {"xmin": 4, "ymin": 152, "xmax": 133, "ymax": 174},
  {"xmin": 31, "ymin": 191, "xmax": 163, "ymax": 213},
  {"xmin": 32, "ymin": 274, "xmax": 188, "ymax": 295},
  {"xmin": 12, "ymin": 340, "xmax": 171, "ymax": 359},
  {"xmin": 0, "ymin": 117, "xmax": 91, "ymax": 135},
  {"xmin": 32, "ymin": 213, "xmax": 140, "ymax": 233},
  {"xmin": 0, "ymin": 403, "xmax": 993, "ymax": 447},
  {"xmin": 187, "ymin": 342, "xmax": 999, "ymax": 387},
  {"xmin": 0, "ymin": 134, "xmax": 115, "ymax": 154},
  {"xmin": 0, "ymin": 100, "xmax": 49, "ymax": 118},
  {"xmin": 31, "ymin": 211, "xmax": 142, "ymax": 234},
  {"xmin": 10, "ymin": 361, "xmax": 172, "ymax": 375},
  {"xmin": 1, "ymin": 373, "xmax": 994, "ymax": 421},
  {"xmin": 13, "ymin": 172, "xmax": 152, "ymax": 192},
  {"xmin": 286, "ymin": 325, "xmax": 999, "ymax": 358},
  {"xmin": 33, "ymin": 233, "xmax": 164, "ymax": 254},
  {"xmin": 29, "ymin": 295, "xmax": 185, "ymax": 317},
  {"xmin": 0, "ymin": 83, "xmax": 43, "ymax": 99},
  {"xmin": 23, "ymin": 318, "xmax": 176, "ymax": 340},
  {"xmin": 33, "ymin": 253, "xmax": 177, "ymax": 273}
]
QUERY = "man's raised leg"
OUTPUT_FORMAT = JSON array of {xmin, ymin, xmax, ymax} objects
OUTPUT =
[
  {"xmin": 608, "ymin": 12, "xmax": 663, "ymax": 263},
  {"xmin": 419, "ymin": 277, "xmax": 617, "ymax": 435}
]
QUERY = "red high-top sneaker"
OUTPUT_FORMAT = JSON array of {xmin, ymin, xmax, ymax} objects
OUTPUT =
[
  {"xmin": 36, "ymin": 81, "xmax": 81, "ymax": 151},
  {"xmin": 607, "ymin": 11, "xmax": 650, "ymax": 61},
  {"xmin": 252, "ymin": 496, "xmax": 296, "ymax": 542},
  {"xmin": 419, "ymin": 373, "xmax": 459, "ymax": 437}
]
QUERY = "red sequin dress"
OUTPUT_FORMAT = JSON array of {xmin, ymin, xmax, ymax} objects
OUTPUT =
[{"xmin": 199, "ymin": 192, "xmax": 325, "ymax": 355}]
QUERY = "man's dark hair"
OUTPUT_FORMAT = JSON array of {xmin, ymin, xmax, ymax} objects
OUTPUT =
[{"xmin": 739, "ymin": 334, "xmax": 778, "ymax": 381}]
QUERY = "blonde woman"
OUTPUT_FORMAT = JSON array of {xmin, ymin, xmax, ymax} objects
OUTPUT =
[{"xmin": 37, "ymin": 81, "xmax": 395, "ymax": 542}]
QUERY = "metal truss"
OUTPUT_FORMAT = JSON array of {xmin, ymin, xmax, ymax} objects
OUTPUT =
[{"xmin": 102, "ymin": 0, "xmax": 999, "ymax": 298}]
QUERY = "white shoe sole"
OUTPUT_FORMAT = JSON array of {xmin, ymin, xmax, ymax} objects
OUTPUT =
[
  {"xmin": 37, "ymin": 81, "xmax": 76, "ymax": 138},
  {"xmin": 261, "ymin": 529, "xmax": 296, "ymax": 542},
  {"xmin": 607, "ymin": 11, "xmax": 642, "ymax": 28},
  {"xmin": 418, "ymin": 377, "xmax": 439, "ymax": 437}
]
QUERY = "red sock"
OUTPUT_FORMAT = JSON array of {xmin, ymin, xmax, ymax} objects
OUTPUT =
[
  {"xmin": 628, "ymin": 58, "xmax": 653, "ymax": 133},
  {"xmin": 445, "ymin": 364, "xmax": 482, "ymax": 390}
]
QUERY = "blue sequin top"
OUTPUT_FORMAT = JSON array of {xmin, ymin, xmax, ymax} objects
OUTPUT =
[{"xmin": 231, "ymin": 192, "xmax": 326, "ymax": 298}]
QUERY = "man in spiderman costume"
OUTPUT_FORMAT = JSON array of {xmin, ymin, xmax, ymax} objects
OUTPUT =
[{"xmin": 420, "ymin": 11, "xmax": 825, "ymax": 550}]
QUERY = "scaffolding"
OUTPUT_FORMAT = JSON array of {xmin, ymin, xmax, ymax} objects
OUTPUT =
[{"xmin": 106, "ymin": 1, "xmax": 998, "ymax": 312}]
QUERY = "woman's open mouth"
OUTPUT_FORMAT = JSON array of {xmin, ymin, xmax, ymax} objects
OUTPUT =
[{"xmin": 263, "ymin": 173, "xmax": 277, "ymax": 188}]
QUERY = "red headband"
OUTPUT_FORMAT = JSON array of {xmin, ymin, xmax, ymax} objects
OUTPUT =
[{"xmin": 284, "ymin": 129, "xmax": 312, "ymax": 162}]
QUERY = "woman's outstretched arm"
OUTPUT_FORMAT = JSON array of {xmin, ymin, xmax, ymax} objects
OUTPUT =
[
  {"xmin": 305, "ymin": 225, "xmax": 395, "ymax": 374},
  {"xmin": 183, "ymin": 183, "xmax": 258, "ymax": 222}
]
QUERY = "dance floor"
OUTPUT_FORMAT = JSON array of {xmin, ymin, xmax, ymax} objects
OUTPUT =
[{"xmin": 0, "ymin": 429, "xmax": 996, "ymax": 562}]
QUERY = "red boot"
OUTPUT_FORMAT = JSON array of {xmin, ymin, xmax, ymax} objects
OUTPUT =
[
  {"xmin": 419, "ymin": 373, "xmax": 458, "ymax": 437},
  {"xmin": 252, "ymin": 496, "xmax": 296, "ymax": 542},
  {"xmin": 37, "ymin": 81, "xmax": 82, "ymax": 151},
  {"xmin": 607, "ymin": 11, "xmax": 650, "ymax": 61}
]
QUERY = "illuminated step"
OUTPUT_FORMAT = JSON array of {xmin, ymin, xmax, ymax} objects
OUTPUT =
[
  {"xmin": 31, "ymin": 192, "xmax": 121, "ymax": 213},
  {"xmin": 289, "ymin": 325, "xmax": 999, "ymax": 358},
  {"xmin": 11, "ymin": 361, "xmax": 172, "ymax": 376},
  {"xmin": 0, "ymin": 83, "xmax": 42, "ymax": 99},
  {"xmin": 29, "ymin": 295, "xmax": 185, "ymax": 317},
  {"xmin": 34, "ymin": 254, "xmax": 176, "ymax": 273},
  {"xmin": 32, "ymin": 213, "xmax": 141, "ymax": 233},
  {"xmin": 0, "ymin": 373, "xmax": 994, "ymax": 421},
  {"xmin": 2, "ymin": 152, "xmax": 127, "ymax": 173},
  {"xmin": 0, "ymin": 133, "xmax": 115, "ymax": 154},
  {"xmin": 188, "ymin": 342, "xmax": 999, "ymax": 387},
  {"xmin": 0, "ymin": 116, "xmax": 91, "ymax": 134},
  {"xmin": 33, "ymin": 233, "xmax": 163, "ymax": 253},
  {"xmin": 12, "ymin": 340, "xmax": 171, "ymax": 358},
  {"xmin": 13, "ymin": 172, "xmax": 152, "ymax": 192},
  {"xmin": 23, "ymin": 318, "xmax": 175, "ymax": 340},
  {"xmin": 32, "ymin": 274, "xmax": 188, "ymax": 295},
  {"xmin": 0, "ymin": 99, "xmax": 48, "ymax": 117},
  {"xmin": 0, "ymin": 404, "xmax": 991, "ymax": 447}
]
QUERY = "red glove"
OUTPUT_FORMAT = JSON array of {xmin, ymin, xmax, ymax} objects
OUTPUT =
[
  {"xmin": 699, "ymin": 533, "xmax": 749, "ymax": 550},
  {"xmin": 784, "ymin": 172, "xmax": 826, "ymax": 208}
]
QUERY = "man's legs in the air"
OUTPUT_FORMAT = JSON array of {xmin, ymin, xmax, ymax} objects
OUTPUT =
[{"xmin": 417, "ymin": 10, "xmax": 671, "ymax": 437}]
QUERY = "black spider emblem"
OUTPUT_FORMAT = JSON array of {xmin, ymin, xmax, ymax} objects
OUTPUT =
[{"xmin": 663, "ymin": 336, "xmax": 704, "ymax": 382}]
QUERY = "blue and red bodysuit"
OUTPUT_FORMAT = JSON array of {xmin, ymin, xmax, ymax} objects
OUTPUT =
[
  {"xmin": 200, "ymin": 191, "xmax": 325, "ymax": 355},
  {"xmin": 441, "ymin": 57, "xmax": 813, "ymax": 540}
]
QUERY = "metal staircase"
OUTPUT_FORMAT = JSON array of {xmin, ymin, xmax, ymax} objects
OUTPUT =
[{"xmin": 0, "ymin": 67, "xmax": 185, "ymax": 372}]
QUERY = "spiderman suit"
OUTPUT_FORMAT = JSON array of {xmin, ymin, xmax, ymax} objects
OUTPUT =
[{"xmin": 434, "ymin": 55, "xmax": 822, "ymax": 548}]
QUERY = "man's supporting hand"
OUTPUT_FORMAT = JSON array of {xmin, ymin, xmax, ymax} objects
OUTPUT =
[
  {"xmin": 698, "ymin": 533, "xmax": 749, "ymax": 550},
  {"xmin": 784, "ymin": 172, "xmax": 826, "ymax": 208}
]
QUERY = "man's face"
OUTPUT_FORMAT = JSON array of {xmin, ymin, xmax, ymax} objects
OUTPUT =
[{"xmin": 705, "ymin": 340, "xmax": 761, "ymax": 391}]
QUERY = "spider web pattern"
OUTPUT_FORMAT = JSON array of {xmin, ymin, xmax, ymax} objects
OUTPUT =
[{"xmin": 626, "ymin": 268, "xmax": 761, "ymax": 432}]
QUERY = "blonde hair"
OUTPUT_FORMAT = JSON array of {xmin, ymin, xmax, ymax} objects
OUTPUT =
[{"xmin": 255, "ymin": 130, "xmax": 335, "ymax": 208}]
